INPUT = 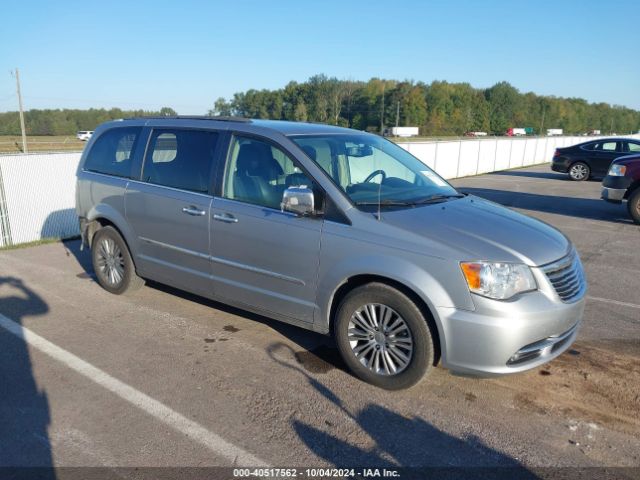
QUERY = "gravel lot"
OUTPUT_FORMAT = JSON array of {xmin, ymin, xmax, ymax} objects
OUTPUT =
[{"xmin": 0, "ymin": 165, "xmax": 638, "ymax": 478}]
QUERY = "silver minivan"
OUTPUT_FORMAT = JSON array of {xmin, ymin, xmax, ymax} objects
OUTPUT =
[{"xmin": 76, "ymin": 117, "xmax": 586, "ymax": 389}]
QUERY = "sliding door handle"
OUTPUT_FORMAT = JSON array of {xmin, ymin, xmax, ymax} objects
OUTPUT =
[
  {"xmin": 213, "ymin": 213, "xmax": 239, "ymax": 223},
  {"xmin": 182, "ymin": 206, "xmax": 206, "ymax": 216}
]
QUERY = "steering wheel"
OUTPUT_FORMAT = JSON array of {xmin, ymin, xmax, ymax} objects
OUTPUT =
[{"xmin": 364, "ymin": 169, "xmax": 386, "ymax": 183}]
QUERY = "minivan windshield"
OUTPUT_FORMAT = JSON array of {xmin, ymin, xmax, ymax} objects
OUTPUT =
[{"xmin": 290, "ymin": 134, "xmax": 459, "ymax": 207}]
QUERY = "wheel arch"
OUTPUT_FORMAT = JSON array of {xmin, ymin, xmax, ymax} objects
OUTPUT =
[
  {"xmin": 328, "ymin": 274, "xmax": 442, "ymax": 365},
  {"xmin": 624, "ymin": 179, "xmax": 640, "ymax": 199},
  {"xmin": 84, "ymin": 205, "xmax": 138, "ymax": 267}
]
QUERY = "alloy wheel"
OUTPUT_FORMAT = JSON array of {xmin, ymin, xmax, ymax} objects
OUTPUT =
[
  {"xmin": 348, "ymin": 303, "xmax": 413, "ymax": 376},
  {"xmin": 569, "ymin": 164, "xmax": 588, "ymax": 180},
  {"xmin": 96, "ymin": 237, "xmax": 125, "ymax": 287}
]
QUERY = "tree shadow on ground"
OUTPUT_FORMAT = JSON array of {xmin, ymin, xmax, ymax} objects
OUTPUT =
[
  {"xmin": 0, "ymin": 276, "xmax": 56, "ymax": 478},
  {"xmin": 462, "ymin": 188, "xmax": 633, "ymax": 224},
  {"xmin": 488, "ymin": 170, "xmax": 602, "ymax": 181},
  {"xmin": 267, "ymin": 342, "xmax": 537, "ymax": 478}
]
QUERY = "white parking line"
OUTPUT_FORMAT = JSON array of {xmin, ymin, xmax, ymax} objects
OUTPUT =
[
  {"xmin": 0, "ymin": 313, "xmax": 267, "ymax": 467},
  {"xmin": 587, "ymin": 295, "xmax": 640, "ymax": 310}
]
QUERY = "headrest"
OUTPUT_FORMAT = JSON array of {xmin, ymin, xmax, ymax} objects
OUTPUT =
[
  {"xmin": 236, "ymin": 142, "xmax": 283, "ymax": 179},
  {"xmin": 301, "ymin": 145, "xmax": 317, "ymax": 161}
]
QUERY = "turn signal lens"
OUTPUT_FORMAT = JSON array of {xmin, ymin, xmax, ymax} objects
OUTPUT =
[{"xmin": 460, "ymin": 262, "xmax": 482, "ymax": 290}]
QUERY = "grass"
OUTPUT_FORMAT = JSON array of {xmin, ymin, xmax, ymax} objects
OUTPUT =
[
  {"xmin": 0, "ymin": 236, "xmax": 80, "ymax": 251},
  {"xmin": 0, "ymin": 135, "xmax": 86, "ymax": 153}
]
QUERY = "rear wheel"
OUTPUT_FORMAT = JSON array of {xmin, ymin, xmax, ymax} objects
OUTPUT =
[
  {"xmin": 568, "ymin": 162, "xmax": 590, "ymax": 181},
  {"xmin": 91, "ymin": 226, "xmax": 144, "ymax": 295},
  {"xmin": 334, "ymin": 283, "xmax": 434, "ymax": 390},
  {"xmin": 627, "ymin": 189, "xmax": 640, "ymax": 225}
]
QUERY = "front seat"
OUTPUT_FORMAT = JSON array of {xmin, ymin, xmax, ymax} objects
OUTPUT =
[
  {"xmin": 233, "ymin": 143, "xmax": 283, "ymax": 208},
  {"xmin": 286, "ymin": 145, "xmax": 315, "ymax": 187}
]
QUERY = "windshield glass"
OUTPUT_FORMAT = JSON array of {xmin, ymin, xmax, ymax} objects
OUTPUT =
[{"xmin": 290, "ymin": 134, "xmax": 458, "ymax": 206}]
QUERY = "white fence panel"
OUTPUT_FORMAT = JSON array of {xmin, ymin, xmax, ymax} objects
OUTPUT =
[
  {"xmin": 477, "ymin": 139, "xmax": 498, "ymax": 174},
  {"xmin": 456, "ymin": 140, "xmax": 479, "ymax": 177},
  {"xmin": 1, "ymin": 134, "xmax": 639, "ymax": 247},
  {"xmin": 522, "ymin": 138, "xmax": 537, "ymax": 166},
  {"xmin": 399, "ymin": 142, "xmax": 437, "ymax": 169},
  {"xmin": 0, "ymin": 152, "xmax": 81, "ymax": 247},
  {"xmin": 494, "ymin": 139, "xmax": 512, "ymax": 171},
  {"xmin": 509, "ymin": 139, "xmax": 526, "ymax": 168},
  {"xmin": 433, "ymin": 141, "xmax": 460, "ymax": 179}
]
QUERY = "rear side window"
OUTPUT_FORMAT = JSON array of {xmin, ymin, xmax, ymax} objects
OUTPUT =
[
  {"xmin": 626, "ymin": 142, "xmax": 640, "ymax": 153},
  {"xmin": 142, "ymin": 129, "xmax": 219, "ymax": 193},
  {"xmin": 84, "ymin": 127, "xmax": 141, "ymax": 178}
]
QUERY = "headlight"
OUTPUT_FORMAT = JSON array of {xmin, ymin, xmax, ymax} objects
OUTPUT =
[
  {"xmin": 608, "ymin": 164, "xmax": 627, "ymax": 176},
  {"xmin": 460, "ymin": 262, "xmax": 537, "ymax": 300}
]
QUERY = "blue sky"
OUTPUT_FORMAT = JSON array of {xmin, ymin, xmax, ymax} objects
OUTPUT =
[{"xmin": 1, "ymin": 0, "xmax": 638, "ymax": 114}]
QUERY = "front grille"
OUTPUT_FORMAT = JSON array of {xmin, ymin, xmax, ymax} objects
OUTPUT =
[{"xmin": 542, "ymin": 251, "xmax": 586, "ymax": 303}]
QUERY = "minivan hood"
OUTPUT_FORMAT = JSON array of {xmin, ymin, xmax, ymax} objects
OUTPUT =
[{"xmin": 379, "ymin": 196, "xmax": 570, "ymax": 267}]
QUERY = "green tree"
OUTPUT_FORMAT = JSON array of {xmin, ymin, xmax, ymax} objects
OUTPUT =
[
  {"xmin": 485, "ymin": 81, "xmax": 522, "ymax": 134},
  {"xmin": 159, "ymin": 107, "xmax": 177, "ymax": 116}
]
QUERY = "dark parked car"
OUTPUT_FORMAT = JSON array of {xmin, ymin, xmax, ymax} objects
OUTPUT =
[
  {"xmin": 551, "ymin": 138, "xmax": 640, "ymax": 181},
  {"xmin": 601, "ymin": 154, "xmax": 640, "ymax": 224}
]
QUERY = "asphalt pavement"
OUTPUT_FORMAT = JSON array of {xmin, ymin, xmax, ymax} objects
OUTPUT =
[{"xmin": 0, "ymin": 164, "xmax": 638, "ymax": 478}]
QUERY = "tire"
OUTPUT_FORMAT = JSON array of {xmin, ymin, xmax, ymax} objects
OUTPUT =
[
  {"xmin": 91, "ymin": 226, "xmax": 144, "ymax": 295},
  {"xmin": 334, "ymin": 282, "xmax": 435, "ymax": 390},
  {"xmin": 627, "ymin": 189, "xmax": 640, "ymax": 225},
  {"xmin": 568, "ymin": 162, "xmax": 590, "ymax": 181}
]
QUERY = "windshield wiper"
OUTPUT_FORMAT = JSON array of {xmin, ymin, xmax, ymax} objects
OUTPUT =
[
  {"xmin": 355, "ymin": 199, "xmax": 415, "ymax": 207},
  {"xmin": 410, "ymin": 193, "xmax": 466, "ymax": 204},
  {"xmin": 355, "ymin": 194, "xmax": 465, "ymax": 208}
]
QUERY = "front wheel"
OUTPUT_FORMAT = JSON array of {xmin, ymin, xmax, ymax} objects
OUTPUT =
[
  {"xmin": 334, "ymin": 283, "xmax": 435, "ymax": 390},
  {"xmin": 627, "ymin": 189, "xmax": 640, "ymax": 225},
  {"xmin": 568, "ymin": 162, "xmax": 590, "ymax": 181},
  {"xmin": 91, "ymin": 226, "xmax": 144, "ymax": 295}
]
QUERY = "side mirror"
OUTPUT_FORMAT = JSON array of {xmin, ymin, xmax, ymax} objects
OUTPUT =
[{"xmin": 281, "ymin": 186, "xmax": 315, "ymax": 216}]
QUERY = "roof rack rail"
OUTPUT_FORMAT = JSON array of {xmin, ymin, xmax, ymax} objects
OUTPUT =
[{"xmin": 125, "ymin": 115, "xmax": 251, "ymax": 123}]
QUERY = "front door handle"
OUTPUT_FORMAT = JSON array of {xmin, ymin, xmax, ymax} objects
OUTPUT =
[
  {"xmin": 213, "ymin": 213, "xmax": 239, "ymax": 223},
  {"xmin": 182, "ymin": 206, "xmax": 206, "ymax": 216}
]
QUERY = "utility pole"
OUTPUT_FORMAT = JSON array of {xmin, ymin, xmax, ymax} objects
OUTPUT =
[
  {"xmin": 380, "ymin": 83, "xmax": 385, "ymax": 134},
  {"xmin": 14, "ymin": 69, "xmax": 27, "ymax": 153},
  {"xmin": 395, "ymin": 100, "xmax": 400, "ymax": 129},
  {"xmin": 539, "ymin": 105, "xmax": 546, "ymax": 136}
]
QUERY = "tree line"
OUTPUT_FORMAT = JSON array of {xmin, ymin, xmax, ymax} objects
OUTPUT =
[
  {"xmin": 1, "ymin": 76, "xmax": 638, "ymax": 136},
  {"xmin": 211, "ymin": 75, "xmax": 640, "ymax": 136},
  {"xmin": 0, "ymin": 107, "xmax": 177, "ymax": 136}
]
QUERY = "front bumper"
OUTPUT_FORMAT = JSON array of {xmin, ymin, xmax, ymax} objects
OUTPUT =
[
  {"xmin": 601, "ymin": 187, "xmax": 626, "ymax": 203},
  {"xmin": 436, "ymin": 279, "xmax": 585, "ymax": 377},
  {"xmin": 601, "ymin": 175, "xmax": 632, "ymax": 203}
]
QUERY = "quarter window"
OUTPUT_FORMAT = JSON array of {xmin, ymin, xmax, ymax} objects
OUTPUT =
[
  {"xmin": 223, "ymin": 136, "xmax": 312, "ymax": 209},
  {"xmin": 142, "ymin": 129, "xmax": 218, "ymax": 193},
  {"xmin": 84, "ymin": 127, "xmax": 141, "ymax": 178},
  {"xmin": 627, "ymin": 142, "xmax": 640, "ymax": 153}
]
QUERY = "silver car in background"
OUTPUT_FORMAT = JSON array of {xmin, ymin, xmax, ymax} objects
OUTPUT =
[{"xmin": 76, "ymin": 117, "xmax": 586, "ymax": 389}]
